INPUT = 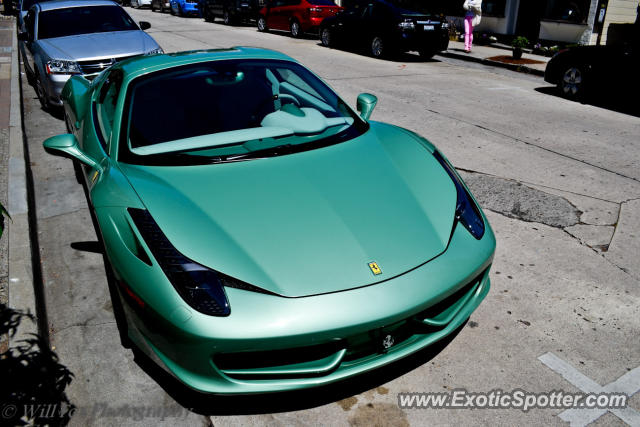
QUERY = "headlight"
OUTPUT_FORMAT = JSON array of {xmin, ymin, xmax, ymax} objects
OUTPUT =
[
  {"xmin": 145, "ymin": 47, "xmax": 164, "ymax": 56},
  {"xmin": 128, "ymin": 208, "xmax": 231, "ymax": 316},
  {"xmin": 398, "ymin": 19, "xmax": 415, "ymax": 30},
  {"xmin": 45, "ymin": 59, "xmax": 81, "ymax": 75},
  {"xmin": 432, "ymin": 151, "xmax": 485, "ymax": 240}
]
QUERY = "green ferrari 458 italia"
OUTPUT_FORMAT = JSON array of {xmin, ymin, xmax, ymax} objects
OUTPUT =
[{"xmin": 43, "ymin": 47, "xmax": 495, "ymax": 394}]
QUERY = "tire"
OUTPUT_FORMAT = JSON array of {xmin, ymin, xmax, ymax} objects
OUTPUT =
[
  {"xmin": 150, "ymin": 1, "xmax": 156, "ymax": 11},
  {"xmin": 35, "ymin": 73, "xmax": 50, "ymax": 110},
  {"xmin": 290, "ymin": 19, "xmax": 301, "ymax": 38},
  {"xmin": 177, "ymin": 4, "xmax": 183, "ymax": 16},
  {"xmin": 370, "ymin": 35, "xmax": 386, "ymax": 58},
  {"xmin": 419, "ymin": 48, "xmax": 436, "ymax": 60},
  {"xmin": 223, "ymin": 9, "xmax": 232, "ymax": 25},
  {"xmin": 257, "ymin": 15, "xmax": 268, "ymax": 32},
  {"xmin": 320, "ymin": 27, "xmax": 333, "ymax": 47},
  {"xmin": 559, "ymin": 65, "xmax": 586, "ymax": 101},
  {"xmin": 203, "ymin": 6, "xmax": 214, "ymax": 21},
  {"xmin": 170, "ymin": 3, "xmax": 175, "ymax": 14}
]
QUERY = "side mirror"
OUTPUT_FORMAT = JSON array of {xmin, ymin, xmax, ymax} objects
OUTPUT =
[
  {"xmin": 43, "ymin": 134, "xmax": 102, "ymax": 172},
  {"xmin": 139, "ymin": 21, "xmax": 151, "ymax": 30},
  {"xmin": 356, "ymin": 93, "xmax": 377, "ymax": 121},
  {"xmin": 18, "ymin": 32, "xmax": 29, "ymax": 41}
]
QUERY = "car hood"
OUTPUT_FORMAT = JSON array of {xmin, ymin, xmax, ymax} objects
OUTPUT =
[
  {"xmin": 120, "ymin": 123, "xmax": 457, "ymax": 297},
  {"xmin": 38, "ymin": 31, "xmax": 158, "ymax": 61}
]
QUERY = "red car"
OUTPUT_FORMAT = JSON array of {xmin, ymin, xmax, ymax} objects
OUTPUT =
[{"xmin": 257, "ymin": 0, "xmax": 342, "ymax": 38}]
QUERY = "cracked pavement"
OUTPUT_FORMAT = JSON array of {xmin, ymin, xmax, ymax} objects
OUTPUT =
[{"xmin": 18, "ymin": 9, "xmax": 640, "ymax": 426}]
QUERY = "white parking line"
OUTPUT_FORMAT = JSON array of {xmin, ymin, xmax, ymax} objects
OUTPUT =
[{"xmin": 539, "ymin": 352, "xmax": 640, "ymax": 426}]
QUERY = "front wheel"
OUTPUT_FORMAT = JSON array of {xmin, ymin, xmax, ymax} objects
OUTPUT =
[
  {"xmin": 370, "ymin": 35, "xmax": 386, "ymax": 58},
  {"xmin": 290, "ymin": 20, "xmax": 301, "ymax": 38},
  {"xmin": 150, "ymin": 1, "xmax": 156, "ymax": 11},
  {"xmin": 419, "ymin": 48, "xmax": 436, "ymax": 60},
  {"xmin": 35, "ymin": 73, "xmax": 50, "ymax": 111},
  {"xmin": 257, "ymin": 16, "xmax": 268, "ymax": 32},
  {"xmin": 223, "ymin": 10, "xmax": 232, "ymax": 25},
  {"xmin": 203, "ymin": 6, "xmax": 214, "ymax": 21},
  {"xmin": 320, "ymin": 27, "xmax": 333, "ymax": 47},
  {"xmin": 559, "ymin": 66, "xmax": 586, "ymax": 101}
]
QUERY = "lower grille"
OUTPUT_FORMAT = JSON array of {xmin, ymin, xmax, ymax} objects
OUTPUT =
[{"xmin": 214, "ymin": 269, "xmax": 487, "ymax": 380}]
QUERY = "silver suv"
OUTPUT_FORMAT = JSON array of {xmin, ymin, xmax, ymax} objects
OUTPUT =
[{"xmin": 18, "ymin": 0, "xmax": 163, "ymax": 109}]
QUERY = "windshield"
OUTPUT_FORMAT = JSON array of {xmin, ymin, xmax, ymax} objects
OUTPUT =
[
  {"xmin": 37, "ymin": 6, "xmax": 138, "ymax": 39},
  {"xmin": 119, "ymin": 59, "xmax": 367, "ymax": 165}
]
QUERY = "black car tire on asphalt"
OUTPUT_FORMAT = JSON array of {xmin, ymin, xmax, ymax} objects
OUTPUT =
[
  {"xmin": 257, "ymin": 16, "xmax": 268, "ymax": 32},
  {"xmin": 419, "ymin": 48, "xmax": 437, "ymax": 60},
  {"xmin": 35, "ymin": 73, "xmax": 50, "ymax": 111},
  {"xmin": 290, "ymin": 19, "xmax": 301, "ymax": 38},
  {"xmin": 559, "ymin": 65, "xmax": 586, "ymax": 101},
  {"xmin": 223, "ymin": 10, "xmax": 232, "ymax": 25},
  {"xmin": 204, "ymin": 6, "xmax": 214, "ymax": 21},
  {"xmin": 371, "ymin": 35, "xmax": 386, "ymax": 58},
  {"xmin": 150, "ymin": 1, "xmax": 156, "ymax": 11},
  {"xmin": 320, "ymin": 27, "xmax": 333, "ymax": 47}
]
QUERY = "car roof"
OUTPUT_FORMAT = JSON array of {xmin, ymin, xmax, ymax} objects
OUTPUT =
[
  {"xmin": 37, "ymin": 0, "xmax": 118, "ymax": 12},
  {"xmin": 114, "ymin": 47, "xmax": 299, "ymax": 78}
]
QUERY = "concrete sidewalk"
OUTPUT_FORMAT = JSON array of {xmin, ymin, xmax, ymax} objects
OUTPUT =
[{"xmin": 440, "ymin": 40, "xmax": 550, "ymax": 76}]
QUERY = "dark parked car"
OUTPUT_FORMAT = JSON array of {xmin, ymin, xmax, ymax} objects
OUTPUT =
[
  {"xmin": 203, "ymin": 0, "xmax": 259, "ymax": 24},
  {"xmin": 544, "ymin": 28, "xmax": 639, "ymax": 101},
  {"xmin": 319, "ymin": 0, "xmax": 449, "ymax": 59},
  {"xmin": 150, "ymin": 0, "xmax": 171, "ymax": 12},
  {"xmin": 257, "ymin": 0, "xmax": 342, "ymax": 38}
]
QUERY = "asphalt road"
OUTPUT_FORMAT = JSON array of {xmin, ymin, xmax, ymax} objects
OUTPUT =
[{"xmin": 20, "ymin": 8, "xmax": 640, "ymax": 427}]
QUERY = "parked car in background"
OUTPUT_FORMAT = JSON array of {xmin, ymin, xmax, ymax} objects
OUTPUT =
[
  {"xmin": 544, "ymin": 27, "xmax": 639, "ymax": 101},
  {"xmin": 130, "ymin": 0, "xmax": 152, "ymax": 7},
  {"xmin": 257, "ymin": 0, "xmax": 342, "ymax": 38},
  {"xmin": 18, "ymin": 0, "xmax": 162, "ymax": 110},
  {"xmin": 170, "ymin": 0, "xmax": 200, "ymax": 16},
  {"xmin": 202, "ymin": 0, "xmax": 259, "ymax": 24},
  {"xmin": 150, "ymin": 0, "xmax": 171, "ymax": 12},
  {"xmin": 320, "ymin": 0, "xmax": 449, "ymax": 59},
  {"xmin": 42, "ymin": 47, "xmax": 495, "ymax": 394}
]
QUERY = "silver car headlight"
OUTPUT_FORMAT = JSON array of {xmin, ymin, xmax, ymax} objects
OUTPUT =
[
  {"xmin": 145, "ymin": 47, "xmax": 164, "ymax": 56},
  {"xmin": 45, "ymin": 59, "xmax": 81, "ymax": 75}
]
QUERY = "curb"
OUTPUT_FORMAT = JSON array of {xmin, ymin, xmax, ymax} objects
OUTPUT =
[
  {"xmin": 437, "ymin": 50, "xmax": 546, "ymax": 77},
  {"xmin": 7, "ymin": 19, "xmax": 37, "ymax": 342}
]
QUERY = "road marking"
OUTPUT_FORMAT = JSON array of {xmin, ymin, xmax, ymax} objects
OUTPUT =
[{"xmin": 539, "ymin": 352, "xmax": 640, "ymax": 426}]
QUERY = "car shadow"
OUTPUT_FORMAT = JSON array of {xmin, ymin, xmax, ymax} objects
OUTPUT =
[
  {"xmin": 314, "ymin": 43, "xmax": 442, "ymax": 64},
  {"xmin": 535, "ymin": 86, "xmax": 640, "ymax": 118},
  {"xmin": 70, "ymin": 241, "xmax": 103, "ymax": 254},
  {"xmin": 130, "ymin": 322, "xmax": 465, "ymax": 415}
]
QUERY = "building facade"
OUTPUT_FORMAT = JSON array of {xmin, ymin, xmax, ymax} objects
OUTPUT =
[{"xmin": 455, "ymin": 0, "xmax": 638, "ymax": 45}]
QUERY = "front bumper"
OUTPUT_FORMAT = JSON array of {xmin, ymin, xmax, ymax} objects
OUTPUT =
[
  {"xmin": 396, "ymin": 28, "xmax": 449, "ymax": 53},
  {"xmin": 44, "ymin": 73, "xmax": 71, "ymax": 107},
  {"xmin": 101, "ymin": 205, "xmax": 495, "ymax": 394}
]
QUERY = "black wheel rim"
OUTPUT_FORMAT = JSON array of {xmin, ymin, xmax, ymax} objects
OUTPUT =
[{"xmin": 321, "ymin": 28, "xmax": 330, "ymax": 46}]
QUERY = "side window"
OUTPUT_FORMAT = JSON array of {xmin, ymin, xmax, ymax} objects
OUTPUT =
[{"xmin": 96, "ymin": 72, "xmax": 122, "ymax": 153}]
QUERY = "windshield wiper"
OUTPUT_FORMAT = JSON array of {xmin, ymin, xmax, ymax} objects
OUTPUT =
[{"xmin": 225, "ymin": 144, "xmax": 295, "ymax": 161}]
